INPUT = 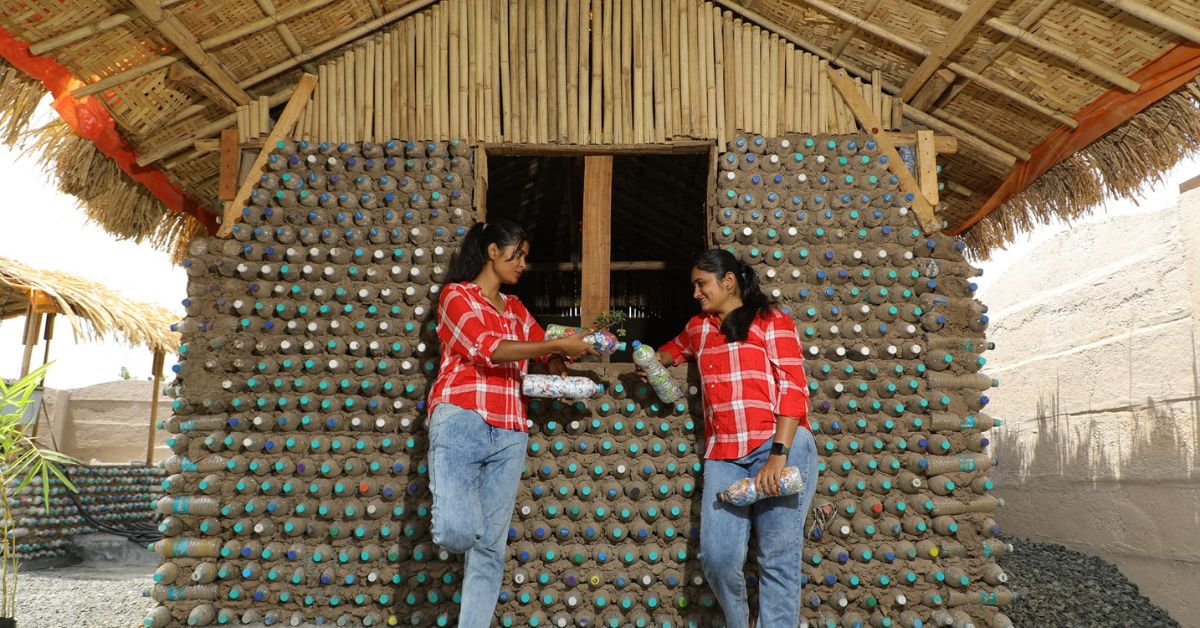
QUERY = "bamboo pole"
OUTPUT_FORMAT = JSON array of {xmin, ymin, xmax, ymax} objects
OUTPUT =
[
  {"xmin": 679, "ymin": 3, "xmax": 692, "ymax": 136},
  {"xmin": 632, "ymin": 0, "xmax": 645, "ymax": 143},
  {"xmin": 318, "ymin": 62, "xmax": 328, "ymax": 141},
  {"xmin": 499, "ymin": 0, "xmax": 513, "ymax": 139},
  {"xmin": 731, "ymin": 18, "xmax": 742, "ymax": 133},
  {"xmin": 721, "ymin": 12, "xmax": 735, "ymax": 139},
  {"xmin": 554, "ymin": 0, "xmax": 569, "ymax": 142},
  {"xmin": 488, "ymin": 0, "xmax": 500, "ymax": 141},
  {"xmin": 713, "ymin": 6, "xmax": 728, "ymax": 145},
  {"xmin": 365, "ymin": 40, "xmax": 377, "ymax": 141},
  {"xmin": 591, "ymin": 0, "xmax": 603, "ymax": 143},
  {"xmin": 695, "ymin": 0, "xmax": 710, "ymax": 135},
  {"xmin": 437, "ymin": 5, "xmax": 448, "ymax": 139},
  {"xmin": 665, "ymin": 0, "xmax": 679, "ymax": 137},
  {"xmin": 448, "ymin": 1, "xmax": 460, "ymax": 138},
  {"xmin": 652, "ymin": 1, "xmax": 668, "ymax": 142},
  {"xmin": 767, "ymin": 33, "xmax": 779, "ymax": 134},
  {"xmin": 578, "ymin": 0, "xmax": 590, "ymax": 143},
  {"xmin": 526, "ymin": 1, "xmax": 540, "ymax": 143},
  {"xmin": 460, "ymin": 0, "xmax": 470, "ymax": 139},
  {"xmin": 566, "ymin": 0, "xmax": 580, "ymax": 143},
  {"xmin": 746, "ymin": 23, "xmax": 757, "ymax": 133},
  {"xmin": 602, "ymin": 0, "xmax": 614, "ymax": 142},
  {"xmin": 512, "ymin": 0, "xmax": 526, "ymax": 141},
  {"xmin": 783, "ymin": 42, "xmax": 794, "ymax": 132},
  {"xmin": 704, "ymin": 6, "xmax": 718, "ymax": 139},
  {"xmin": 619, "ymin": 0, "xmax": 632, "ymax": 143},
  {"xmin": 547, "ymin": 0, "xmax": 560, "ymax": 142}
]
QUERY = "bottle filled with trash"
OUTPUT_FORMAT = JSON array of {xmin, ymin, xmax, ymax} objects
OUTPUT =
[
  {"xmin": 522, "ymin": 375, "xmax": 606, "ymax": 399},
  {"xmin": 631, "ymin": 341, "xmax": 684, "ymax": 404},
  {"xmin": 544, "ymin": 325, "xmax": 627, "ymax": 355},
  {"xmin": 717, "ymin": 466, "xmax": 805, "ymax": 506}
]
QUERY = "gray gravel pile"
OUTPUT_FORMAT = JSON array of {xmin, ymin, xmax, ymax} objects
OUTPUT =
[
  {"xmin": 998, "ymin": 538, "xmax": 1179, "ymax": 628},
  {"xmin": 15, "ymin": 563, "xmax": 154, "ymax": 628}
]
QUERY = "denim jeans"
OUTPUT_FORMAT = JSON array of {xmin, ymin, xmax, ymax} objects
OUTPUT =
[
  {"xmin": 427, "ymin": 402, "xmax": 528, "ymax": 628},
  {"xmin": 698, "ymin": 428, "xmax": 820, "ymax": 628}
]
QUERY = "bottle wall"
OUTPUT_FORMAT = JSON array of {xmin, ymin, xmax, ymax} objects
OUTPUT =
[
  {"xmin": 153, "ymin": 136, "xmax": 1012, "ymax": 627},
  {"xmin": 8, "ymin": 464, "xmax": 162, "ymax": 562}
]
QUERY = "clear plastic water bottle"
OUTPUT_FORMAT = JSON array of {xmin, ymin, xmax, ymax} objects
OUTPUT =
[
  {"xmin": 522, "ymin": 375, "xmax": 606, "ymax": 399},
  {"xmin": 544, "ymin": 325, "xmax": 626, "ymax": 355}
]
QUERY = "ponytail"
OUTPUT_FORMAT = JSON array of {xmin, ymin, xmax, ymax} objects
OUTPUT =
[
  {"xmin": 695, "ymin": 248, "xmax": 774, "ymax": 342},
  {"xmin": 443, "ymin": 220, "xmax": 528, "ymax": 284}
]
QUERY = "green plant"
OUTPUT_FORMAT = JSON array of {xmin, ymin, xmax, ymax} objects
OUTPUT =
[
  {"xmin": 118, "ymin": 366, "xmax": 131, "ymax": 380},
  {"xmin": 0, "ymin": 363, "xmax": 78, "ymax": 618},
  {"xmin": 591, "ymin": 310, "xmax": 627, "ymax": 337}
]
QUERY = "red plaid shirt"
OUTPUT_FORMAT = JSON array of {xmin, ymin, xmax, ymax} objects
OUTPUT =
[
  {"xmin": 660, "ymin": 308, "xmax": 810, "ymax": 460},
  {"xmin": 427, "ymin": 282, "xmax": 546, "ymax": 431}
]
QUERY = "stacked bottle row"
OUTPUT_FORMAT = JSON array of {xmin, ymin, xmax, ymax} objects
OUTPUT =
[
  {"xmin": 147, "ymin": 141, "xmax": 479, "ymax": 627},
  {"xmin": 8, "ymin": 464, "xmax": 162, "ymax": 560},
  {"xmin": 714, "ymin": 134, "xmax": 1010, "ymax": 628}
]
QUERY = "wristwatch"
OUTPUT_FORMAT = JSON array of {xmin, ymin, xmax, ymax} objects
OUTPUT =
[{"xmin": 770, "ymin": 442, "xmax": 790, "ymax": 457}]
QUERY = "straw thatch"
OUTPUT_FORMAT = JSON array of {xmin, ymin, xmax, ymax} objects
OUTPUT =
[
  {"xmin": 0, "ymin": 256, "xmax": 180, "ymax": 355},
  {"xmin": 963, "ymin": 77, "xmax": 1200, "ymax": 257},
  {"xmin": 0, "ymin": 0, "xmax": 1197, "ymax": 255}
]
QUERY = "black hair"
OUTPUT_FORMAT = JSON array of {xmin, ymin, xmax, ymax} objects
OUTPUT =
[
  {"xmin": 443, "ymin": 220, "xmax": 528, "ymax": 284},
  {"xmin": 695, "ymin": 248, "xmax": 774, "ymax": 342}
]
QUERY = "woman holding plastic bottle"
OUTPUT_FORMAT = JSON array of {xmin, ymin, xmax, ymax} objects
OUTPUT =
[
  {"xmin": 425, "ymin": 220, "xmax": 597, "ymax": 628},
  {"xmin": 647, "ymin": 248, "xmax": 818, "ymax": 628}
]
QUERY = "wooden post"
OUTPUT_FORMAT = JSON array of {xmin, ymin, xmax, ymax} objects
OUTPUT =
[
  {"xmin": 581, "ymin": 156, "xmax": 613, "ymax": 331},
  {"xmin": 218, "ymin": 73, "xmax": 317, "ymax": 237},
  {"xmin": 475, "ymin": 145, "xmax": 489, "ymax": 221},
  {"xmin": 145, "ymin": 349, "xmax": 165, "ymax": 465},
  {"xmin": 917, "ymin": 130, "xmax": 940, "ymax": 206},
  {"xmin": 218, "ymin": 129, "xmax": 240, "ymax": 201},
  {"xmin": 18, "ymin": 304, "xmax": 42, "ymax": 379},
  {"xmin": 30, "ymin": 313, "xmax": 55, "ymax": 439},
  {"xmin": 826, "ymin": 67, "xmax": 939, "ymax": 232}
]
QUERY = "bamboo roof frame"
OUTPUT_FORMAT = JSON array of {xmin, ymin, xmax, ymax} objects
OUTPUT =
[{"xmin": 0, "ymin": 0, "xmax": 1195, "ymax": 257}]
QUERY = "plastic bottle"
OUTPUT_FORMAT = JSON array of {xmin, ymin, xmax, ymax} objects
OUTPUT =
[
  {"xmin": 717, "ymin": 466, "xmax": 805, "ymax": 506},
  {"xmin": 630, "ymin": 341, "xmax": 683, "ymax": 404},
  {"xmin": 522, "ymin": 375, "xmax": 606, "ymax": 399},
  {"xmin": 543, "ymin": 325, "xmax": 627, "ymax": 355}
]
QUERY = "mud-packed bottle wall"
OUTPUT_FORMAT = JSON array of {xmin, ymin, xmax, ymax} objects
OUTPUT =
[{"xmin": 148, "ymin": 135, "xmax": 1013, "ymax": 628}]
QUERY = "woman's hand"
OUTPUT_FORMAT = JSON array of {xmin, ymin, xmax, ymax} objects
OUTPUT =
[
  {"xmin": 547, "ymin": 356, "xmax": 568, "ymax": 377},
  {"xmin": 554, "ymin": 333, "xmax": 600, "ymax": 360},
  {"xmin": 755, "ymin": 454, "xmax": 788, "ymax": 497}
]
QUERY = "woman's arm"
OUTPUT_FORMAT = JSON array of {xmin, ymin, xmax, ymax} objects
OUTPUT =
[
  {"xmin": 755, "ymin": 415, "xmax": 799, "ymax": 496},
  {"xmin": 490, "ymin": 336, "xmax": 594, "ymax": 362}
]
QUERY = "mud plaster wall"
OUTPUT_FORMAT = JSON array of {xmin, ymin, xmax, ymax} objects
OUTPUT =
[
  {"xmin": 986, "ymin": 191, "xmax": 1200, "ymax": 626},
  {"xmin": 33, "ymin": 381, "xmax": 174, "ymax": 463},
  {"xmin": 150, "ymin": 136, "xmax": 1011, "ymax": 627}
]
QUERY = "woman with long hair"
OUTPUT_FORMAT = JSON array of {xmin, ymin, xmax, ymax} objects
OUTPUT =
[
  {"xmin": 425, "ymin": 220, "xmax": 597, "ymax": 627},
  {"xmin": 647, "ymin": 248, "xmax": 818, "ymax": 628}
]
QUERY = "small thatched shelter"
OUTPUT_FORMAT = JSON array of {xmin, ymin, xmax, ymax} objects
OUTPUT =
[
  {"xmin": 0, "ymin": 0, "xmax": 1197, "ymax": 256},
  {"xmin": 0, "ymin": 255, "xmax": 179, "ymax": 360}
]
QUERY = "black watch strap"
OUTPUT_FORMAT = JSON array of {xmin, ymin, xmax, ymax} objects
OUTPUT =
[{"xmin": 770, "ymin": 441, "xmax": 790, "ymax": 456}]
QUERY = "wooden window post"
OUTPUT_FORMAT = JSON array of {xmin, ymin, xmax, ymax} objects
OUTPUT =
[{"xmin": 581, "ymin": 155, "xmax": 613, "ymax": 330}]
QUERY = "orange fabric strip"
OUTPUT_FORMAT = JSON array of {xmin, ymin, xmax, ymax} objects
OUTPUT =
[
  {"xmin": 949, "ymin": 42, "xmax": 1200, "ymax": 236},
  {"xmin": 0, "ymin": 26, "xmax": 218, "ymax": 234}
]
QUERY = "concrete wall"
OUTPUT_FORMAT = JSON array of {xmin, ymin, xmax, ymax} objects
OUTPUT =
[
  {"xmin": 984, "ymin": 191, "xmax": 1200, "ymax": 625},
  {"xmin": 36, "ymin": 380, "xmax": 172, "ymax": 464}
]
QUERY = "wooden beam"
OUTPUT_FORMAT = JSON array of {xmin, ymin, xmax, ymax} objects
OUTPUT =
[
  {"xmin": 195, "ymin": 137, "xmax": 266, "ymax": 152},
  {"xmin": 531, "ymin": 261, "xmax": 674, "ymax": 272},
  {"xmin": 218, "ymin": 129, "xmax": 240, "ymax": 201},
  {"xmin": 916, "ymin": 130, "xmax": 939, "ymax": 206},
  {"xmin": 168, "ymin": 61, "xmax": 239, "ymax": 112},
  {"xmin": 883, "ymin": 130, "xmax": 957, "ymax": 153},
  {"xmin": 899, "ymin": 0, "xmax": 1000, "ymax": 101},
  {"xmin": 218, "ymin": 73, "xmax": 317, "ymax": 238},
  {"xmin": 253, "ymin": 0, "xmax": 320, "ymax": 75},
  {"xmin": 146, "ymin": 349, "xmax": 165, "ymax": 465},
  {"xmin": 827, "ymin": 67, "xmax": 939, "ymax": 232},
  {"xmin": 1096, "ymin": 0, "xmax": 1200, "ymax": 45},
  {"xmin": 28, "ymin": 10, "xmax": 139, "ymax": 55},
  {"xmin": 581, "ymin": 155, "xmax": 613, "ymax": 330},
  {"xmin": 136, "ymin": 84, "xmax": 294, "ymax": 167},
  {"xmin": 925, "ymin": 0, "xmax": 1140, "ymax": 92},
  {"xmin": 128, "ymin": 0, "xmax": 250, "ymax": 105},
  {"xmin": 482, "ymin": 141, "xmax": 714, "ymax": 155},
  {"xmin": 201, "ymin": 0, "xmax": 337, "ymax": 49},
  {"xmin": 830, "ymin": 0, "xmax": 882, "ymax": 59},
  {"xmin": 901, "ymin": 103, "xmax": 1019, "ymax": 167},
  {"xmin": 941, "ymin": 0, "xmax": 1058, "ymax": 107},
  {"xmin": 930, "ymin": 108, "xmax": 1032, "ymax": 161},
  {"xmin": 19, "ymin": 307, "xmax": 42, "ymax": 379},
  {"xmin": 475, "ymin": 145, "xmax": 488, "ymax": 221},
  {"xmin": 910, "ymin": 68, "xmax": 957, "ymax": 110},
  {"xmin": 237, "ymin": 0, "xmax": 441, "ymax": 89}
]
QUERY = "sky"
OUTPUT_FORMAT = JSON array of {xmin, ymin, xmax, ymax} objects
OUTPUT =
[{"xmin": 0, "ymin": 98, "xmax": 1197, "ymax": 388}]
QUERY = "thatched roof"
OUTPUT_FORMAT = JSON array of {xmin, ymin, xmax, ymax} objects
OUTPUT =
[
  {"xmin": 0, "ymin": 256, "xmax": 180, "ymax": 355},
  {"xmin": 0, "ymin": 0, "xmax": 1198, "ymax": 257}
]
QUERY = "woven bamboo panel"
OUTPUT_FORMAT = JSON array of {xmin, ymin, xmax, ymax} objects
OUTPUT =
[
  {"xmin": 50, "ymin": 20, "xmax": 170, "ymax": 81},
  {"xmin": 99, "ymin": 68, "xmax": 195, "ymax": 138},
  {"xmin": 210, "ymin": 29, "xmax": 294, "ymax": 82},
  {"xmin": 283, "ymin": 0, "xmax": 377, "ymax": 48},
  {"xmin": 0, "ymin": 0, "xmax": 125, "ymax": 45}
]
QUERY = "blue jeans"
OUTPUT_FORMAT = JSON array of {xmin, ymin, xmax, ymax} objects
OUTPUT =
[
  {"xmin": 427, "ymin": 403, "xmax": 528, "ymax": 628},
  {"xmin": 698, "ymin": 428, "xmax": 819, "ymax": 628}
]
